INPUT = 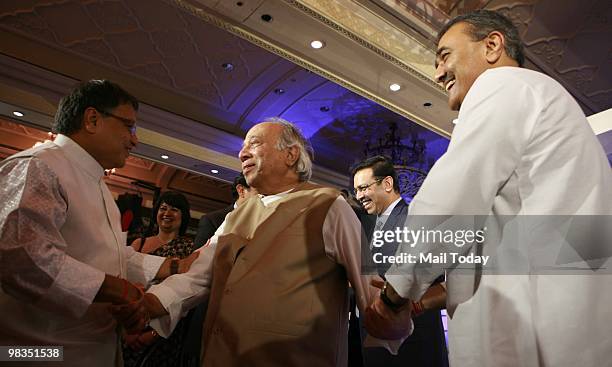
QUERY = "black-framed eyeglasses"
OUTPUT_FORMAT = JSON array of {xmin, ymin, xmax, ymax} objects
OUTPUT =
[
  {"xmin": 353, "ymin": 178, "xmax": 384, "ymax": 195},
  {"xmin": 98, "ymin": 109, "xmax": 137, "ymax": 136}
]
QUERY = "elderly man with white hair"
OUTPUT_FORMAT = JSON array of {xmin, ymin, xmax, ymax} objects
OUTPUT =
[{"xmin": 129, "ymin": 118, "xmax": 403, "ymax": 367}]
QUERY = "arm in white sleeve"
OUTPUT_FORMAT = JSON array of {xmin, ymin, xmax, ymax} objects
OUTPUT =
[
  {"xmin": 147, "ymin": 229, "xmax": 222, "ymax": 337},
  {"xmin": 124, "ymin": 245, "xmax": 166, "ymax": 285},
  {"xmin": 323, "ymin": 196, "xmax": 411, "ymax": 352},
  {"xmin": 0, "ymin": 158, "xmax": 105, "ymax": 318},
  {"xmin": 386, "ymin": 71, "xmax": 538, "ymax": 300}
]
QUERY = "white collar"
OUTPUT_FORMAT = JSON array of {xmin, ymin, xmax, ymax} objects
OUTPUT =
[
  {"xmin": 380, "ymin": 197, "xmax": 402, "ymax": 217},
  {"xmin": 54, "ymin": 134, "xmax": 105, "ymax": 180}
]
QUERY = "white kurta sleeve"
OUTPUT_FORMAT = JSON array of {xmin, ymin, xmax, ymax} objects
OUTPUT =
[
  {"xmin": 0, "ymin": 157, "xmax": 106, "ymax": 318},
  {"xmin": 147, "ymin": 242, "xmax": 216, "ymax": 337},
  {"xmin": 387, "ymin": 70, "xmax": 539, "ymax": 300},
  {"xmin": 123, "ymin": 245, "xmax": 166, "ymax": 285},
  {"xmin": 323, "ymin": 196, "xmax": 411, "ymax": 352}
]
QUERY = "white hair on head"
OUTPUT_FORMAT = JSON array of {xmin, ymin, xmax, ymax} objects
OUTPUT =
[{"xmin": 260, "ymin": 117, "xmax": 313, "ymax": 182}]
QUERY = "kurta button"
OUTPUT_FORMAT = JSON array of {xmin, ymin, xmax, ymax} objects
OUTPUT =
[
  {"xmin": 214, "ymin": 327, "xmax": 221, "ymax": 335},
  {"xmin": 224, "ymin": 288, "xmax": 232, "ymax": 295}
]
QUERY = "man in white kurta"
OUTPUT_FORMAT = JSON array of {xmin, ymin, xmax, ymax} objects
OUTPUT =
[
  {"xmin": 0, "ymin": 80, "xmax": 169, "ymax": 366},
  {"xmin": 366, "ymin": 11, "xmax": 612, "ymax": 367}
]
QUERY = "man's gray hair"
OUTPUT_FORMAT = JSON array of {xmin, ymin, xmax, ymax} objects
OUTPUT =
[{"xmin": 261, "ymin": 117, "xmax": 313, "ymax": 182}]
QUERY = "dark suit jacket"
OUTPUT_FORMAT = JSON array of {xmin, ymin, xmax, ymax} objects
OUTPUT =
[
  {"xmin": 373, "ymin": 199, "xmax": 409, "ymax": 275},
  {"xmin": 194, "ymin": 205, "xmax": 232, "ymax": 249},
  {"xmin": 364, "ymin": 199, "xmax": 449, "ymax": 367}
]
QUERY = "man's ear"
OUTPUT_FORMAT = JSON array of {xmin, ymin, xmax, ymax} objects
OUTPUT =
[
  {"xmin": 383, "ymin": 176, "xmax": 394, "ymax": 193},
  {"xmin": 82, "ymin": 107, "xmax": 99, "ymax": 134},
  {"xmin": 484, "ymin": 30, "xmax": 505, "ymax": 64},
  {"xmin": 285, "ymin": 145, "xmax": 299, "ymax": 167}
]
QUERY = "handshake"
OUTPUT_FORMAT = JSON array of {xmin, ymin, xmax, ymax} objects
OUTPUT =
[
  {"xmin": 109, "ymin": 280, "xmax": 152, "ymax": 334},
  {"xmin": 100, "ymin": 252, "xmax": 200, "ymax": 333},
  {"xmin": 364, "ymin": 278, "xmax": 447, "ymax": 340},
  {"xmin": 363, "ymin": 278, "xmax": 414, "ymax": 340}
]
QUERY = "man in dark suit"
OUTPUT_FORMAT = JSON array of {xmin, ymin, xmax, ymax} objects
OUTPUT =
[
  {"xmin": 352, "ymin": 155, "xmax": 448, "ymax": 367},
  {"xmin": 194, "ymin": 173, "xmax": 257, "ymax": 248}
]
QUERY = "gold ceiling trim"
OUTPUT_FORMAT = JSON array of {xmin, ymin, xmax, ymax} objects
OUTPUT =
[
  {"xmin": 289, "ymin": 0, "xmax": 444, "ymax": 92},
  {"xmin": 170, "ymin": 0, "xmax": 450, "ymax": 138}
]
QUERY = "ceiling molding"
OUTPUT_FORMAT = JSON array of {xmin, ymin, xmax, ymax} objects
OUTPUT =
[
  {"xmin": 290, "ymin": 0, "xmax": 441, "ymax": 89},
  {"xmin": 178, "ymin": 0, "xmax": 455, "ymax": 137}
]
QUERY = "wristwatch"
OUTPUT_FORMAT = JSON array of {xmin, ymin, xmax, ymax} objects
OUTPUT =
[{"xmin": 381, "ymin": 281, "xmax": 409, "ymax": 312}]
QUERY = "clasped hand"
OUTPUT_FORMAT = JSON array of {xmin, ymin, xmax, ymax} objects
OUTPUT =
[
  {"xmin": 364, "ymin": 279, "xmax": 413, "ymax": 340},
  {"xmin": 110, "ymin": 283, "xmax": 150, "ymax": 334}
]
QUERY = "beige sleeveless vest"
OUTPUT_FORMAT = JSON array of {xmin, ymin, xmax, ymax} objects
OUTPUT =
[{"xmin": 201, "ymin": 182, "xmax": 349, "ymax": 367}]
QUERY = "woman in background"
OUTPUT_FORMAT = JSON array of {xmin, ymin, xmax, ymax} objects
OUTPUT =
[{"xmin": 123, "ymin": 190, "xmax": 195, "ymax": 367}]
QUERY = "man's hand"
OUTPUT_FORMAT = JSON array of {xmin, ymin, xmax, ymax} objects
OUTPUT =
[
  {"xmin": 123, "ymin": 329, "xmax": 159, "ymax": 352},
  {"xmin": 364, "ymin": 279, "xmax": 413, "ymax": 340},
  {"xmin": 110, "ymin": 286, "xmax": 149, "ymax": 334},
  {"xmin": 179, "ymin": 251, "xmax": 200, "ymax": 273},
  {"xmin": 111, "ymin": 291, "xmax": 169, "ymax": 335},
  {"xmin": 95, "ymin": 275, "xmax": 146, "ymax": 305}
]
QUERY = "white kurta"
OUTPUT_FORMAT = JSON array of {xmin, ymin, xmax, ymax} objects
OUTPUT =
[
  {"xmin": 0, "ymin": 135, "xmax": 165, "ymax": 367},
  {"xmin": 387, "ymin": 67, "xmax": 612, "ymax": 367}
]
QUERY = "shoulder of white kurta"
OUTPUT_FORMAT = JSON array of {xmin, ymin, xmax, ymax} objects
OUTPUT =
[{"xmin": 472, "ymin": 67, "xmax": 561, "ymax": 104}]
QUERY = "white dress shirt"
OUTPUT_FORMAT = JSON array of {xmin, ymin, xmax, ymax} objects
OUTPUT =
[
  {"xmin": 0, "ymin": 135, "xmax": 165, "ymax": 367},
  {"xmin": 374, "ymin": 197, "xmax": 402, "ymax": 232}
]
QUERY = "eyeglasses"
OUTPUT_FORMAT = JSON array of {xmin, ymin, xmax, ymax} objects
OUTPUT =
[
  {"xmin": 98, "ymin": 109, "xmax": 137, "ymax": 136},
  {"xmin": 353, "ymin": 178, "xmax": 384, "ymax": 195}
]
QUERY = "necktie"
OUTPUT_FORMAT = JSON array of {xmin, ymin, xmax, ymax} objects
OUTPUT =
[{"xmin": 375, "ymin": 217, "xmax": 385, "ymax": 232}]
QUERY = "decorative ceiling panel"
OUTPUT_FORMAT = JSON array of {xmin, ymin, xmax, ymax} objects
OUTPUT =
[
  {"xmin": 0, "ymin": 0, "xmax": 282, "ymax": 113},
  {"xmin": 389, "ymin": 0, "xmax": 611, "ymax": 114},
  {"xmin": 495, "ymin": 0, "xmax": 612, "ymax": 112}
]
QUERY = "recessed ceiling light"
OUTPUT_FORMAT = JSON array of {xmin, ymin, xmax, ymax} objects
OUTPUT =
[
  {"xmin": 389, "ymin": 83, "xmax": 401, "ymax": 92},
  {"xmin": 310, "ymin": 40, "xmax": 325, "ymax": 49},
  {"xmin": 221, "ymin": 62, "xmax": 234, "ymax": 72},
  {"xmin": 211, "ymin": 169, "xmax": 219, "ymax": 174},
  {"xmin": 12, "ymin": 111, "xmax": 24, "ymax": 117},
  {"xmin": 161, "ymin": 154, "xmax": 169, "ymax": 159},
  {"xmin": 274, "ymin": 88, "xmax": 285, "ymax": 95}
]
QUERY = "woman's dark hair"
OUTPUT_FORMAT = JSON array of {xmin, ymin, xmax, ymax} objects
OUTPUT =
[
  {"xmin": 153, "ymin": 191, "xmax": 191, "ymax": 236},
  {"xmin": 53, "ymin": 79, "xmax": 139, "ymax": 135}
]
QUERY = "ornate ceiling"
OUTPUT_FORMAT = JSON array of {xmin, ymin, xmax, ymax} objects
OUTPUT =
[
  {"xmin": 384, "ymin": 0, "xmax": 612, "ymax": 113},
  {"xmin": 0, "ymin": 0, "xmax": 609, "ymax": 213}
]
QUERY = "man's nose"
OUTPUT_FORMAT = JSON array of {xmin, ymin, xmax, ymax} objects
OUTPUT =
[
  {"xmin": 239, "ymin": 146, "xmax": 250, "ymax": 161},
  {"xmin": 434, "ymin": 65, "xmax": 446, "ymax": 85}
]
